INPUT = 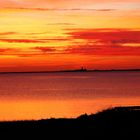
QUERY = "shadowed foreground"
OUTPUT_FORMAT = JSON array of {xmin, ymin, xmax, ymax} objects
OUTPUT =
[{"xmin": 0, "ymin": 106, "xmax": 140, "ymax": 139}]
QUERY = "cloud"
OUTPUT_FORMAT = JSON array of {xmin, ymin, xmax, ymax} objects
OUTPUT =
[
  {"xmin": 0, "ymin": 46, "xmax": 56, "ymax": 57},
  {"xmin": 0, "ymin": 48, "xmax": 20, "ymax": 55},
  {"xmin": 46, "ymin": 23, "xmax": 75, "ymax": 26},
  {"xmin": 0, "ymin": 32, "xmax": 16, "ymax": 36},
  {"xmin": 67, "ymin": 28, "xmax": 140, "ymax": 44},
  {"xmin": 95, "ymin": 9, "xmax": 114, "ymax": 11},
  {"xmin": 64, "ymin": 28, "xmax": 140, "ymax": 56},
  {"xmin": 64, "ymin": 44, "xmax": 140, "ymax": 56},
  {"xmin": 67, "ymin": 29, "xmax": 140, "ymax": 48},
  {"xmin": 33, "ymin": 47, "xmax": 56, "ymax": 53},
  {"xmin": 5, "ymin": 7, "xmax": 115, "ymax": 12},
  {"xmin": 41, "ymin": 38, "xmax": 70, "ymax": 42},
  {"xmin": 16, "ymin": 53, "xmax": 43, "ymax": 57},
  {"xmin": 0, "ymin": 39, "xmax": 44, "ymax": 43},
  {"xmin": 0, "ymin": 48, "xmax": 12, "ymax": 52},
  {"xmin": 6, "ymin": 7, "xmax": 51, "ymax": 11},
  {"xmin": 0, "ymin": 37, "xmax": 69, "ymax": 44},
  {"xmin": 1, "ymin": 28, "xmax": 140, "ymax": 57}
]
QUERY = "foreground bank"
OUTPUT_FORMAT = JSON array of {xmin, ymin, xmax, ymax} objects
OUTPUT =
[{"xmin": 0, "ymin": 106, "xmax": 140, "ymax": 139}]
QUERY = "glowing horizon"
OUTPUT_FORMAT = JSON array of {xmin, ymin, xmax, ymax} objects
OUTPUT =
[{"xmin": 0, "ymin": 0, "xmax": 140, "ymax": 72}]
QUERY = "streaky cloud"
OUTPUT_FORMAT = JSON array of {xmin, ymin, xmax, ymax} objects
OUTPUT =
[
  {"xmin": 46, "ymin": 23, "xmax": 75, "ymax": 26},
  {"xmin": 0, "ymin": 32, "xmax": 17, "ymax": 36},
  {"xmin": 33, "ymin": 46, "xmax": 56, "ymax": 53},
  {"xmin": 0, "ymin": 39, "xmax": 45, "ymax": 43},
  {"xmin": 67, "ymin": 28, "xmax": 140, "ymax": 44},
  {"xmin": 0, "ymin": 48, "xmax": 20, "ymax": 55},
  {"xmin": 63, "ymin": 28, "xmax": 140, "ymax": 56},
  {"xmin": 0, "ymin": 37, "xmax": 70, "ymax": 44},
  {"xmin": 4, "ymin": 7, "xmax": 115, "ymax": 12},
  {"xmin": 64, "ymin": 44, "xmax": 140, "ymax": 56}
]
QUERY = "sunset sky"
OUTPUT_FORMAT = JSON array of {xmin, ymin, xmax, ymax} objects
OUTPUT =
[{"xmin": 0, "ymin": 0, "xmax": 140, "ymax": 72}]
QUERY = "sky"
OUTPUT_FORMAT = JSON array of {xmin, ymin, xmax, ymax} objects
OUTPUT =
[{"xmin": 0, "ymin": 0, "xmax": 140, "ymax": 72}]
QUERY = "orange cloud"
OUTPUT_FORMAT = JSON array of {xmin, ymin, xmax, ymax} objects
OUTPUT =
[
  {"xmin": 64, "ymin": 28, "xmax": 140, "ymax": 56},
  {"xmin": 0, "ymin": 48, "xmax": 20, "ymax": 55},
  {"xmin": 0, "ymin": 48, "xmax": 12, "ymax": 52},
  {"xmin": 65, "ymin": 44, "xmax": 140, "ymax": 56},
  {"xmin": 33, "ymin": 47, "xmax": 56, "ymax": 53},
  {"xmin": 68, "ymin": 29, "xmax": 140, "ymax": 44},
  {"xmin": 0, "ymin": 29, "xmax": 139, "ymax": 57},
  {"xmin": 0, "ymin": 32, "xmax": 16, "ymax": 36},
  {"xmin": 0, "ymin": 38, "xmax": 69, "ymax": 44},
  {"xmin": 0, "ymin": 39, "xmax": 44, "ymax": 43},
  {"xmin": 5, "ymin": 7, "xmax": 115, "ymax": 11}
]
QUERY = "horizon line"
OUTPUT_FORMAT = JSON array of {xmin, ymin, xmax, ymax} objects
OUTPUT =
[{"xmin": 0, "ymin": 68, "xmax": 140, "ymax": 74}]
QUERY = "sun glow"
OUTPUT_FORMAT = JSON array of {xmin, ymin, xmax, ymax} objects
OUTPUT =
[{"xmin": 0, "ymin": 0, "xmax": 139, "ymax": 71}]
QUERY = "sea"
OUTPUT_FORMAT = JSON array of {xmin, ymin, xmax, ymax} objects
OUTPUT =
[{"xmin": 0, "ymin": 71, "xmax": 139, "ymax": 121}]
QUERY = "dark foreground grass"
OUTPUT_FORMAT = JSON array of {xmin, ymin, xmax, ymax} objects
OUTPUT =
[{"xmin": 0, "ymin": 106, "xmax": 140, "ymax": 139}]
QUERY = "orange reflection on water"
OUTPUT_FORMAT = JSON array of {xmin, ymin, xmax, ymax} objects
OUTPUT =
[{"xmin": 0, "ymin": 97, "xmax": 140, "ymax": 121}]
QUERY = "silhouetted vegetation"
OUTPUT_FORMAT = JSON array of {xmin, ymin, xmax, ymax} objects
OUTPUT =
[{"xmin": 0, "ymin": 106, "xmax": 140, "ymax": 139}]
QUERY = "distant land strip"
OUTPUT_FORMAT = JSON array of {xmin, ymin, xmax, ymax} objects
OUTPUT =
[
  {"xmin": 0, "ymin": 69, "xmax": 140, "ymax": 74},
  {"xmin": 0, "ymin": 68, "xmax": 140, "ymax": 74}
]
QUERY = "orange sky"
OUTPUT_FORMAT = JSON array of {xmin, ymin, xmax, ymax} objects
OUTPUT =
[{"xmin": 0, "ymin": 0, "xmax": 140, "ymax": 72}]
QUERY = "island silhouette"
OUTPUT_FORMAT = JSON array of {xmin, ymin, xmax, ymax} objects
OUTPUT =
[{"xmin": 0, "ymin": 68, "xmax": 139, "ymax": 74}]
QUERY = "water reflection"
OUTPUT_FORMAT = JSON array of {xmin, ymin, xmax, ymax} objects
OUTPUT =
[{"xmin": 0, "ymin": 71, "xmax": 139, "ymax": 120}]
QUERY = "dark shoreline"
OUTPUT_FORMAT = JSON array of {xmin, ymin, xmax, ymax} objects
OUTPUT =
[
  {"xmin": 0, "ymin": 69, "xmax": 140, "ymax": 75},
  {"xmin": 0, "ymin": 106, "xmax": 140, "ymax": 139}
]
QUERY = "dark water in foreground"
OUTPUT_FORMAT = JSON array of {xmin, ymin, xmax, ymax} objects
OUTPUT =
[{"xmin": 0, "ymin": 71, "xmax": 139, "ymax": 120}]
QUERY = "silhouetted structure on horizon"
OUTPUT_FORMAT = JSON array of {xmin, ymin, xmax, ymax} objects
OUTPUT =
[
  {"xmin": 75, "ymin": 67, "xmax": 87, "ymax": 72},
  {"xmin": 60, "ymin": 66, "xmax": 88, "ymax": 72}
]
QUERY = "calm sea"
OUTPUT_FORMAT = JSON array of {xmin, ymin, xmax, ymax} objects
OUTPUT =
[{"xmin": 0, "ymin": 71, "xmax": 140, "ymax": 120}]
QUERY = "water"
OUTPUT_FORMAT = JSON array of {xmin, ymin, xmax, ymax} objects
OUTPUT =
[{"xmin": 0, "ymin": 71, "xmax": 140, "ymax": 120}]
